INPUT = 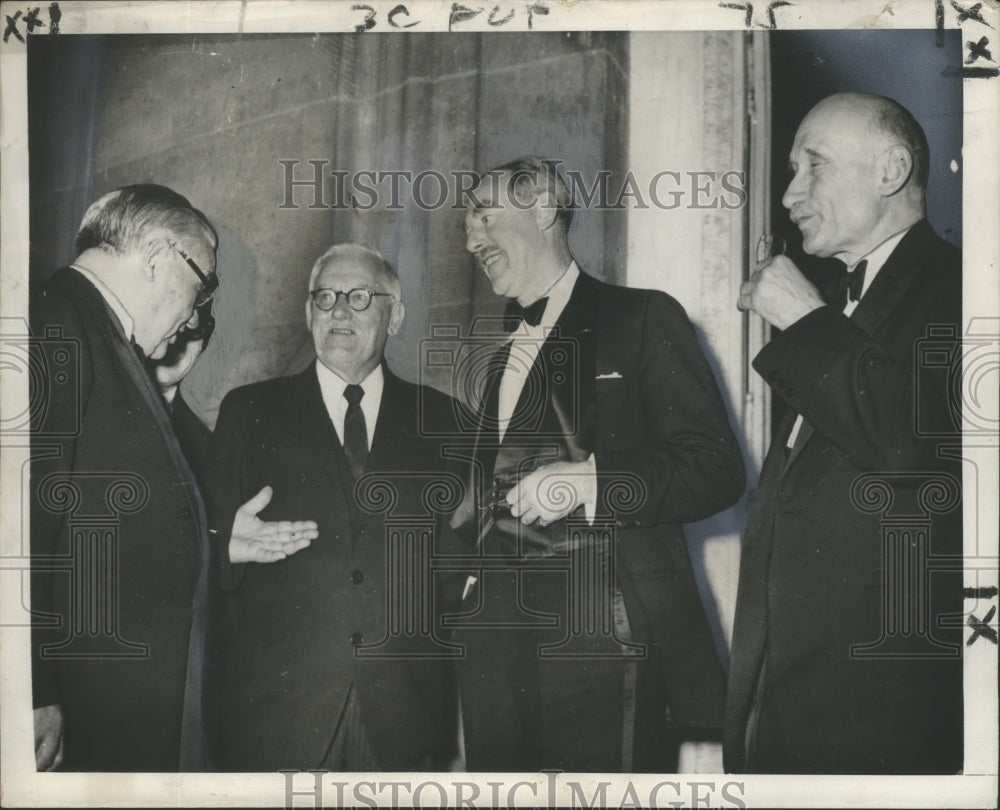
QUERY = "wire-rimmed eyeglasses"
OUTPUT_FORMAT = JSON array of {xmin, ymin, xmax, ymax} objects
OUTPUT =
[
  {"xmin": 310, "ymin": 288, "xmax": 393, "ymax": 312},
  {"xmin": 167, "ymin": 240, "xmax": 219, "ymax": 307}
]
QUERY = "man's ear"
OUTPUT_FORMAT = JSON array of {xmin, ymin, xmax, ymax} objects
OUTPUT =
[
  {"xmin": 387, "ymin": 300, "xmax": 406, "ymax": 336},
  {"xmin": 305, "ymin": 298, "xmax": 313, "ymax": 330},
  {"xmin": 533, "ymin": 190, "xmax": 560, "ymax": 232},
  {"xmin": 878, "ymin": 144, "xmax": 914, "ymax": 197},
  {"xmin": 142, "ymin": 238, "xmax": 171, "ymax": 282}
]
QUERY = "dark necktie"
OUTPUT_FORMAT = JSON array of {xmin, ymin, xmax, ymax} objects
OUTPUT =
[
  {"xmin": 831, "ymin": 259, "xmax": 868, "ymax": 308},
  {"xmin": 342, "ymin": 384, "xmax": 368, "ymax": 479},
  {"xmin": 503, "ymin": 296, "xmax": 548, "ymax": 332}
]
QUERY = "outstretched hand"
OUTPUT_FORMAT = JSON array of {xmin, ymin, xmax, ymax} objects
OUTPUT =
[{"xmin": 229, "ymin": 485, "xmax": 318, "ymax": 564}]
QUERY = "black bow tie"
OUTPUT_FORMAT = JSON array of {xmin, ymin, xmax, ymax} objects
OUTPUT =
[
  {"xmin": 831, "ymin": 259, "xmax": 868, "ymax": 308},
  {"xmin": 503, "ymin": 297, "xmax": 548, "ymax": 331}
]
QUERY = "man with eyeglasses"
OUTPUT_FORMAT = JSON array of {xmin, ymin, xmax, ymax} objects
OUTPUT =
[
  {"xmin": 205, "ymin": 242, "xmax": 461, "ymax": 771},
  {"xmin": 30, "ymin": 184, "xmax": 317, "ymax": 772}
]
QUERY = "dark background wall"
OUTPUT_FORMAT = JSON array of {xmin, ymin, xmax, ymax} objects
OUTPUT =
[{"xmin": 28, "ymin": 32, "xmax": 629, "ymax": 425}]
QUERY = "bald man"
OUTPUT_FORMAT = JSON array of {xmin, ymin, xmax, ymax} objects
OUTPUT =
[{"xmin": 726, "ymin": 93, "xmax": 963, "ymax": 773}]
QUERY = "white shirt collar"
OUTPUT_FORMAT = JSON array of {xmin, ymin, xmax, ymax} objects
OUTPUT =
[
  {"xmin": 506, "ymin": 261, "xmax": 580, "ymax": 340},
  {"xmin": 70, "ymin": 264, "xmax": 136, "ymax": 340},
  {"xmin": 315, "ymin": 361, "xmax": 384, "ymax": 447}
]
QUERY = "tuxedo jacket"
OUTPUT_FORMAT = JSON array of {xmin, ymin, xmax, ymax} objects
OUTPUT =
[
  {"xmin": 204, "ymin": 364, "xmax": 462, "ymax": 771},
  {"xmin": 30, "ymin": 267, "xmax": 211, "ymax": 771},
  {"xmin": 451, "ymin": 271, "xmax": 746, "ymax": 729},
  {"xmin": 725, "ymin": 221, "xmax": 964, "ymax": 774}
]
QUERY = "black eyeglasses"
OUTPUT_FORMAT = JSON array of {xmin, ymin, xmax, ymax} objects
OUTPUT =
[
  {"xmin": 310, "ymin": 288, "xmax": 393, "ymax": 312},
  {"xmin": 168, "ymin": 240, "xmax": 219, "ymax": 306}
]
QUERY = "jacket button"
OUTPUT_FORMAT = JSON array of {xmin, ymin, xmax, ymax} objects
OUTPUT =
[
  {"xmin": 351, "ymin": 632, "xmax": 364, "ymax": 646},
  {"xmin": 349, "ymin": 569, "xmax": 364, "ymax": 585},
  {"xmin": 180, "ymin": 507, "xmax": 192, "ymax": 520}
]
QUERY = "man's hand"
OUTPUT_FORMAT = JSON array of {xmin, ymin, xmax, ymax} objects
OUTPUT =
[
  {"xmin": 34, "ymin": 704, "xmax": 64, "ymax": 771},
  {"xmin": 229, "ymin": 485, "xmax": 318, "ymax": 564},
  {"xmin": 738, "ymin": 255, "xmax": 826, "ymax": 330},
  {"xmin": 507, "ymin": 459, "xmax": 597, "ymax": 526}
]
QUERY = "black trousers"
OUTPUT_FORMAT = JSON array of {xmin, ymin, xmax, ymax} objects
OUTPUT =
[{"xmin": 456, "ymin": 568, "xmax": 672, "ymax": 772}]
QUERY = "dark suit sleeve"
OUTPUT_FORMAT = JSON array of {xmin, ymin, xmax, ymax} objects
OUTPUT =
[
  {"xmin": 595, "ymin": 291, "xmax": 745, "ymax": 526},
  {"xmin": 202, "ymin": 391, "xmax": 251, "ymax": 590},
  {"xmin": 753, "ymin": 264, "xmax": 960, "ymax": 472},
  {"xmin": 29, "ymin": 289, "xmax": 94, "ymax": 708}
]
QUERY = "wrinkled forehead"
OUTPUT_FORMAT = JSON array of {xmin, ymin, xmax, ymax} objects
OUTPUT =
[
  {"xmin": 313, "ymin": 254, "xmax": 388, "ymax": 290},
  {"xmin": 792, "ymin": 100, "xmax": 876, "ymax": 157},
  {"xmin": 465, "ymin": 170, "xmax": 534, "ymax": 215}
]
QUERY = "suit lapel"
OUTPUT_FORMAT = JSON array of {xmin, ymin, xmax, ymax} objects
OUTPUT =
[
  {"xmin": 505, "ymin": 271, "xmax": 598, "ymax": 459},
  {"xmin": 366, "ymin": 369, "xmax": 415, "ymax": 472},
  {"xmin": 59, "ymin": 269, "xmax": 211, "ymax": 548},
  {"xmin": 293, "ymin": 362, "xmax": 358, "ymax": 526},
  {"xmin": 780, "ymin": 222, "xmax": 933, "ymax": 477},
  {"xmin": 848, "ymin": 220, "xmax": 933, "ymax": 337},
  {"xmin": 354, "ymin": 369, "xmax": 420, "ymax": 534}
]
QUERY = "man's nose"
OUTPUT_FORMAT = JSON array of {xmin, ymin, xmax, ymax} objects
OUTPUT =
[
  {"xmin": 782, "ymin": 172, "xmax": 805, "ymax": 210},
  {"xmin": 331, "ymin": 293, "xmax": 353, "ymax": 318},
  {"xmin": 465, "ymin": 224, "xmax": 485, "ymax": 255}
]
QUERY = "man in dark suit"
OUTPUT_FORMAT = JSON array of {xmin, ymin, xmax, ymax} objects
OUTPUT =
[
  {"xmin": 205, "ymin": 243, "xmax": 461, "ymax": 771},
  {"xmin": 30, "ymin": 184, "xmax": 312, "ymax": 772},
  {"xmin": 727, "ymin": 92, "xmax": 964, "ymax": 773},
  {"xmin": 451, "ymin": 156, "xmax": 745, "ymax": 772}
]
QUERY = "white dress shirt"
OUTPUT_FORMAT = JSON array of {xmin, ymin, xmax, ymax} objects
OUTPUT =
[
  {"xmin": 71, "ymin": 264, "xmax": 135, "ymax": 340},
  {"xmin": 316, "ymin": 361, "xmax": 383, "ymax": 448},
  {"xmin": 497, "ymin": 261, "xmax": 580, "ymax": 440},
  {"xmin": 786, "ymin": 226, "xmax": 912, "ymax": 449},
  {"xmin": 497, "ymin": 261, "xmax": 596, "ymax": 518}
]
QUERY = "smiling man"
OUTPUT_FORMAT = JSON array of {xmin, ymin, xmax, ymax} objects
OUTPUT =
[
  {"xmin": 30, "ymin": 184, "xmax": 311, "ymax": 772},
  {"xmin": 450, "ymin": 156, "xmax": 745, "ymax": 772},
  {"xmin": 727, "ymin": 93, "xmax": 964, "ymax": 773},
  {"xmin": 205, "ymin": 242, "xmax": 461, "ymax": 771}
]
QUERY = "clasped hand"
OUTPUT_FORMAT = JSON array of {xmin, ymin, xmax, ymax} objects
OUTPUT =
[
  {"xmin": 506, "ymin": 459, "xmax": 597, "ymax": 526},
  {"xmin": 738, "ymin": 255, "xmax": 825, "ymax": 330},
  {"xmin": 229, "ymin": 485, "xmax": 318, "ymax": 563}
]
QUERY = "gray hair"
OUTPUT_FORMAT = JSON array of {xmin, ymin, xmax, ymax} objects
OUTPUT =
[
  {"xmin": 75, "ymin": 184, "xmax": 216, "ymax": 256},
  {"xmin": 307, "ymin": 242, "xmax": 401, "ymax": 298},
  {"xmin": 477, "ymin": 155, "xmax": 575, "ymax": 233}
]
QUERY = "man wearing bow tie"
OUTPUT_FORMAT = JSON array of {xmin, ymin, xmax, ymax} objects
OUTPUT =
[
  {"xmin": 452, "ymin": 156, "xmax": 745, "ymax": 771},
  {"xmin": 728, "ymin": 93, "xmax": 964, "ymax": 773}
]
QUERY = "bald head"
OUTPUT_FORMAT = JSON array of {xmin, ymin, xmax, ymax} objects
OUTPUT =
[
  {"xmin": 811, "ymin": 92, "xmax": 928, "ymax": 191},
  {"xmin": 783, "ymin": 92, "xmax": 927, "ymax": 264}
]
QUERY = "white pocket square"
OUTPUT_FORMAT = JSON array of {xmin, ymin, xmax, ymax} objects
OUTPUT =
[{"xmin": 595, "ymin": 371, "xmax": 623, "ymax": 380}]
